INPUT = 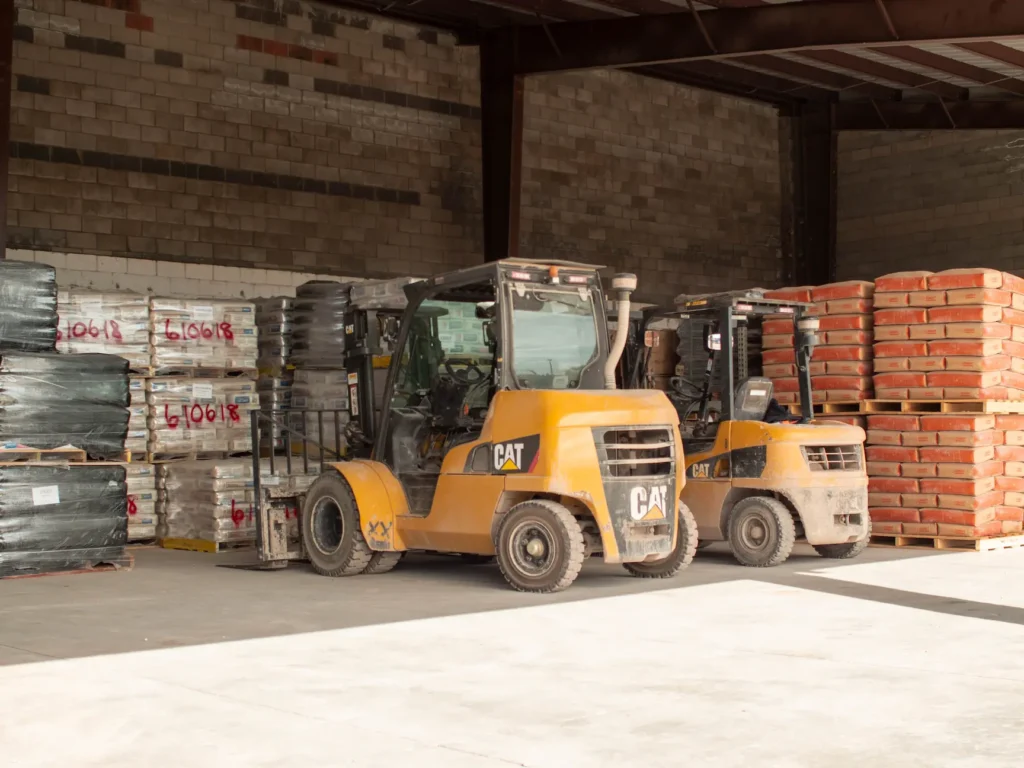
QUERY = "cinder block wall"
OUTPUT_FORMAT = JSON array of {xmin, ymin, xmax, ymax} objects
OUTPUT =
[
  {"xmin": 836, "ymin": 130, "xmax": 1024, "ymax": 280},
  {"xmin": 10, "ymin": 0, "xmax": 785, "ymax": 305}
]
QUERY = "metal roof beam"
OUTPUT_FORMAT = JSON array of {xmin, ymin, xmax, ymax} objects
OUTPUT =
[
  {"xmin": 872, "ymin": 45, "xmax": 1024, "ymax": 96},
  {"xmin": 835, "ymin": 100, "xmax": 1024, "ymax": 130},
  {"xmin": 489, "ymin": 0, "xmax": 1024, "ymax": 75}
]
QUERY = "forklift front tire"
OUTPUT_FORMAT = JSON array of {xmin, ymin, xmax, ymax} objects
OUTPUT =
[
  {"xmin": 496, "ymin": 500, "xmax": 585, "ymax": 593},
  {"xmin": 624, "ymin": 502, "xmax": 698, "ymax": 579},
  {"xmin": 813, "ymin": 521, "xmax": 872, "ymax": 560},
  {"xmin": 728, "ymin": 496, "xmax": 796, "ymax": 568},
  {"xmin": 301, "ymin": 473, "xmax": 374, "ymax": 577},
  {"xmin": 362, "ymin": 551, "xmax": 404, "ymax": 574}
]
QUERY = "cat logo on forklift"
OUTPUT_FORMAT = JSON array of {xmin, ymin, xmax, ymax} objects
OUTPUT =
[
  {"xmin": 492, "ymin": 435, "xmax": 540, "ymax": 474},
  {"xmin": 629, "ymin": 485, "xmax": 667, "ymax": 521}
]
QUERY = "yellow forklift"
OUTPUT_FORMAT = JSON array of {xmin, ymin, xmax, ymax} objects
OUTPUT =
[
  {"xmin": 630, "ymin": 292, "xmax": 869, "ymax": 567},
  {"xmin": 251, "ymin": 259, "xmax": 698, "ymax": 593}
]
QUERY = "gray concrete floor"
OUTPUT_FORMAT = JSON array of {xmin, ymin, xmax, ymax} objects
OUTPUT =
[{"xmin": 0, "ymin": 542, "xmax": 982, "ymax": 666}]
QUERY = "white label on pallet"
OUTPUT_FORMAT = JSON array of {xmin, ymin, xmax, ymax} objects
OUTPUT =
[
  {"xmin": 192, "ymin": 305, "xmax": 214, "ymax": 321},
  {"xmin": 32, "ymin": 485, "xmax": 60, "ymax": 506},
  {"xmin": 192, "ymin": 383, "xmax": 214, "ymax": 399}
]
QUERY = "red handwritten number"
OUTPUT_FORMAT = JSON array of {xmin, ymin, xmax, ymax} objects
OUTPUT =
[
  {"xmin": 164, "ymin": 318, "xmax": 180, "ymax": 340},
  {"xmin": 227, "ymin": 404, "xmax": 239, "ymax": 423},
  {"xmin": 128, "ymin": 496, "xmax": 138, "ymax": 516},
  {"xmin": 220, "ymin": 322, "xmax": 234, "ymax": 341},
  {"xmin": 164, "ymin": 404, "xmax": 180, "ymax": 429},
  {"xmin": 230, "ymin": 499, "xmax": 245, "ymax": 527},
  {"xmin": 109, "ymin": 320, "xmax": 122, "ymax": 342}
]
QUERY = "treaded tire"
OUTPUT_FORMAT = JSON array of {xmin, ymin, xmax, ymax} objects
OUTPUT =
[
  {"xmin": 496, "ymin": 500, "xmax": 585, "ymax": 593},
  {"xmin": 301, "ymin": 472, "xmax": 374, "ymax": 577},
  {"xmin": 624, "ymin": 502, "xmax": 699, "ymax": 578},
  {"xmin": 813, "ymin": 521, "xmax": 872, "ymax": 560},
  {"xmin": 363, "ymin": 551, "xmax": 403, "ymax": 574},
  {"xmin": 728, "ymin": 496, "xmax": 796, "ymax": 568}
]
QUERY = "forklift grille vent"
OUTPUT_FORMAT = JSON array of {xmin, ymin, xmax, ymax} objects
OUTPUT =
[
  {"xmin": 803, "ymin": 445, "xmax": 862, "ymax": 472},
  {"xmin": 595, "ymin": 427, "xmax": 674, "ymax": 478}
]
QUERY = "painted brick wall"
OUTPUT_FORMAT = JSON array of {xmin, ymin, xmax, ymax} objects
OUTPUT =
[
  {"xmin": 10, "ymin": 0, "xmax": 784, "ymax": 304},
  {"xmin": 837, "ymin": 130, "xmax": 1024, "ymax": 281}
]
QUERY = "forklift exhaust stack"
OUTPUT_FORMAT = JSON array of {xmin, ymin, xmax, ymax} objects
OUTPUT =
[{"xmin": 605, "ymin": 273, "xmax": 638, "ymax": 389}]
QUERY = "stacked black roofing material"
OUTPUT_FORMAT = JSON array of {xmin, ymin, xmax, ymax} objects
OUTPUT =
[
  {"xmin": 290, "ymin": 281, "xmax": 351, "ymax": 369},
  {"xmin": 0, "ymin": 261, "xmax": 58, "ymax": 352},
  {"xmin": 0, "ymin": 465, "xmax": 128, "ymax": 577}
]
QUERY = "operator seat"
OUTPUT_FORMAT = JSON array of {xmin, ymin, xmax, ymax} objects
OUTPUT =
[{"xmin": 734, "ymin": 377, "xmax": 774, "ymax": 422}]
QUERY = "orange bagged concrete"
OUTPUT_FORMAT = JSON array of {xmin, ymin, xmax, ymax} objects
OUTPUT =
[
  {"xmin": 929, "ymin": 339, "xmax": 1003, "ymax": 356},
  {"xmin": 867, "ymin": 446, "xmax": 918, "ymax": 462},
  {"xmin": 1004, "ymin": 308, "xmax": 1024, "ymax": 326},
  {"xmin": 773, "ymin": 377, "xmax": 799, "ymax": 393},
  {"xmin": 945, "ymin": 288, "xmax": 1011, "ymax": 307},
  {"xmin": 876, "ymin": 388, "xmax": 908, "ymax": 399},
  {"xmin": 763, "ymin": 363, "xmax": 796, "ymax": 378},
  {"xmin": 874, "ymin": 341, "xmax": 927, "ymax": 357},
  {"xmin": 818, "ymin": 315, "xmax": 872, "ymax": 331},
  {"xmin": 1002, "ymin": 272, "xmax": 1024, "ymax": 294},
  {"xmin": 1005, "ymin": 461, "xmax": 1024, "ymax": 477},
  {"xmin": 927, "ymin": 371, "xmax": 1002, "ymax": 388},
  {"xmin": 775, "ymin": 392, "xmax": 798, "ymax": 405},
  {"xmin": 908, "ymin": 357, "xmax": 945, "ymax": 371},
  {"xmin": 827, "ymin": 298, "xmax": 873, "ymax": 314},
  {"xmin": 813, "ymin": 345, "xmax": 871, "ymax": 361},
  {"xmin": 866, "ymin": 430, "xmax": 902, "ymax": 445},
  {"xmin": 996, "ymin": 444, "xmax": 1024, "ymax": 460},
  {"xmin": 762, "ymin": 334, "xmax": 795, "ymax": 349},
  {"xmin": 936, "ymin": 490, "xmax": 1004, "ymax": 511},
  {"xmin": 998, "ymin": 370, "xmax": 1024, "ymax": 390},
  {"xmin": 876, "ymin": 308, "xmax": 928, "ymax": 325},
  {"xmin": 826, "ymin": 360, "xmax": 873, "ymax": 375},
  {"xmin": 922, "ymin": 507, "xmax": 998, "ymax": 525},
  {"xmin": 809, "ymin": 362, "xmax": 827, "ymax": 376},
  {"xmin": 929, "ymin": 305, "xmax": 1002, "ymax": 323},
  {"xmin": 811, "ymin": 281, "xmax": 874, "ymax": 302},
  {"xmin": 761, "ymin": 319, "xmax": 794, "ymax": 335},
  {"xmin": 816, "ymin": 415, "xmax": 867, "ymax": 427},
  {"xmin": 872, "ymin": 521, "xmax": 905, "ymax": 534},
  {"xmin": 902, "ymin": 493, "xmax": 938, "ymax": 507},
  {"xmin": 920, "ymin": 477, "xmax": 996, "ymax": 495},
  {"xmin": 908, "ymin": 386, "xmax": 945, "ymax": 399},
  {"xmin": 937, "ymin": 522, "xmax": 1003, "ymax": 537},
  {"xmin": 904, "ymin": 522, "xmax": 940, "ymax": 535},
  {"xmin": 763, "ymin": 348, "xmax": 796, "ymax": 364},
  {"xmin": 874, "ymin": 292, "xmax": 909, "ymax": 308},
  {"xmin": 944, "ymin": 355, "xmax": 1010, "ymax": 372},
  {"xmin": 901, "ymin": 463, "xmax": 937, "ymax": 478},
  {"xmin": 920, "ymin": 446, "xmax": 996, "ymax": 462},
  {"xmin": 908, "ymin": 291, "xmax": 947, "ymax": 308},
  {"xmin": 870, "ymin": 508, "xmax": 919, "ymax": 524},
  {"xmin": 812, "ymin": 375, "xmax": 871, "ymax": 391},
  {"xmin": 875, "ymin": 357, "xmax": 909, "ymax": 372},
  {"xmin": 919, "ymin": 414, "xmax": 995, "ymax": 431},
  {"xmin": 996, "ymin": 415, "xmax": 1024, "ymax": 430},
  {"xmin": 869, "ymin": 492, "xmax": 901, "ymax": 507},
  {"xmin": 875, "ymin": 271, "xmax": 932, "ymax": 292},
  {"xmin": 903, "ymin": 431, "xmax": 939, "ymax": 446},
  {"xmin": 825, "ymin": 330, "xmax": 872, "ymax": 345},
  {"xmin": 997, "ymin": 506, "xmax": 1024, "ymax": 522},
  {"xmin": 909, "ymin": 324, "xmax": 946, "ymax": 340},
  {"xmin": 944, "ymin": 322, "xmax": 1012, "ymax": 339},
  {"xmin": 868, "ymin": 414, "xmax": 919, "ymax": 430},
  {"xmin": 935, "ymin": 460, "xmax": 1003, "ymax": 479},
  {"xmin": 996, "ymin": 476, "xmax": 1024, "ymax": 492},
  {"xmin": 867, "ymin": 461, "xmax": 900, "ymax": 476},
  {"xmin": 1013, "ymin": 326, "xmax": 1024, "ymax": 342},
  {"xmin": 875, "ymin": 325, "xmax": 910, "ymax": 341},
  {"xmin": 936, "ymin": 430, "xmax": 1002, "ymax": 447},
  {"xmin": 824, "ymin": 389, "xmax": 871, "ymax": 402},
  {"xmin": 1004, "ymin": 491, "xmax": 1024, "ymax": 507},
  {"xmin": 875, "ymin": 372, "xmax": 926, "ymax": 388},
  {"xmin": 764, "ymin": 287, "xmax": 813, "ymax": 303},
  {"xmin": 943, "ymin": 386, "xmax": 1013, "ymax": 400},
  {"xmin": 1004, "ymin": 430, "xmax": 1024, "ymax": 446},
  {"xmin": 927, "ymin": 268, "xmax": 1003, "ymax": 290},
  {"xmin": 869, "ymin": 477, "xmax": 919, "ymax": 493}
]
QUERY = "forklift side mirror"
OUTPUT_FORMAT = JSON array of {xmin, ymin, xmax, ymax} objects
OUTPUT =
[{"xmin": 705, "ymin": 330, "xmax": 722, "ymax": 352}]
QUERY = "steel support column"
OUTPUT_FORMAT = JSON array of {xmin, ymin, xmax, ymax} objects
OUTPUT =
[
  {"xmin": 0, "ymin": 0, "xmax": 12, "ymax": 257},
  {"xmin": 480, "ymin": 43, "xmax": 524, "ymax": 263},
  {"xmin": 791, "ymin": 103, "xmax": 837, "ymax": 286}
]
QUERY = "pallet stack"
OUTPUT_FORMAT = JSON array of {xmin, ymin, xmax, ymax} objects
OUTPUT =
[
  {"xmin": 124, "ymin": 463, "xmax": 158, "ymax": 542},
  {"xmin": 760, "ymin": 285, "xmax": 812, "ymax": 408},
  {"xmin": 146, "ymin": 377, "xmax": 258, "ymax": 459},
  {"xmin": 866, "ymin": 412, "xmax": 1023, "ymax": 538},
  {"xmin": 873, "ymin": 269, "xmax": 1024, "ymax": 400}
]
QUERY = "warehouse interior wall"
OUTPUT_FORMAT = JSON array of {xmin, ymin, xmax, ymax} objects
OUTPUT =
[
  {"xmin": 836, "ymin": 130, "xmax": 1024, "ymax": 281},
  {"xmin": 9, "ymin": 0, "xmax": 785, "ymax": 305}
]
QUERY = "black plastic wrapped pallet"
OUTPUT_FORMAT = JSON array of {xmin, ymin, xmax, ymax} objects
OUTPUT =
[
  {"xmin": 0, "ymin": 465, "xmax": 128, "ymax": 577},
  {"xmin": 290, "ymin": 280, "xmax": 351, "ymax": 368},
  {"xmin": 0, "ymin": 353, "xmax": 129, "ymax": 458},
  {"xmin": 0, "ymin": 261, "xmax": 58, "ymax": 353}
]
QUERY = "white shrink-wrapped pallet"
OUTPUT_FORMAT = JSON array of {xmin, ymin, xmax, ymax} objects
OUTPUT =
[
  {"xmin": 149, "ymin": 298, "xmax": 257, "ymax": 373},
  {"xmin": 146, "ymin": 377, "xmax": 259, "ymax": 458},
  {"xmin": 162, "ymin": 458, "xmax": 316, "ymax": 545},
  {"xmin": 290, "ymin": 368, "xmax": 350, "ymax": 454},
  {"xmin": 57, "ymin": 290, "xmax": 150, "ymax": 370},
  {"xmin": 124, "ymin": 462, "xmax": 157, "ymax": 541},
  {"xmin": 126, "ymin": 376, "xmax": 148, "ymax": 455}
]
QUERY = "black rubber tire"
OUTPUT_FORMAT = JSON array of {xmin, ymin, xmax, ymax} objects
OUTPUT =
[
  {"xmin": 362, "ymin": 551, "xmax": 403, "ymax": 574},
  {"xmin": 624, "ymin": 502, "xmax": 699, "ymax": 578},
  {"xmin": 496, "ymin": 500, "xmax": 585, "ymax": 593},
  {"xmin": 300, "ymin": 472, "xmax": 374, "ymax": 577},
  {"xmin": 813, "ymin": 521, "xmax": 872, "ymax": 560},
  {"xmin": 459, "ymin": 554, "xmax": 496, "ymax": 565},
  {"xmin": 728, "ymin": 496, "xmax": 796, "ymax": 568}
]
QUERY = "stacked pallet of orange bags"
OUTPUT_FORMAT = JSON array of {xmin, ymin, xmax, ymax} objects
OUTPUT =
[
  {"xmin": 865, "ymin": 413, "xmax": 1024, "ymax": 538},
  {"xmin": 872, "ymin": 268, "xmax": 1024, "ymax": 400}
]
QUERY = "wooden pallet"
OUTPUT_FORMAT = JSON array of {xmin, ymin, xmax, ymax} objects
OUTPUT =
[
  {"xmin": 146, "ymin": 450, "xmax": 250, "ymax": 464},
  {"xmin": 0, "ymin": 447, "xmax": 132, "ymax": 464},
  {"xmin": 0, "ymin": 553, "xmax": 134, "ymax": 580},
  {"xmin": 785, "ymin": 401, "xmax": 863, "ymax": 415},
  {"xmin": 863, "ymin": 399, "xmax": 1024, "ymax": 414},
  {"xmin": 145, "ymin": 368, "xmax": 258, "ymax": 379},
  {"xmin": 159, "ymin": 537, "xmax": 253, "ymax": 553},
  {"xmin": 869, "ymin": 533, "xmax": 1024, "ymax": 552}
]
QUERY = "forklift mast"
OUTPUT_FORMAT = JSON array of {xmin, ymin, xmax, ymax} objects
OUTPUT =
[{"xmin": 343, "ymin": 307, "xmax": 403, "ymax": 451}]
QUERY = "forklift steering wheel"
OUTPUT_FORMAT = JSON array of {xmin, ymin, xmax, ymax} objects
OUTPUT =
[{"xmin": 444, "ymin": 359, "xmax": 485, "ymax": 384}]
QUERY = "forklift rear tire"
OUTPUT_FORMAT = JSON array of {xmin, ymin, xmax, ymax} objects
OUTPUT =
[
  {"xmin": 728, "ymin": 496, "xmax": 796, "ymax": 568},
  {"xmin": 813, "ymin": 521, "xmax": 872, "ymax": 560},
  {"xmin": 623, "ymin": 503, "xmax": 699, "ymax": 578},
  {"xmin": 301, "ymin": 473, "xmax": 374, "ymax": 577},
  {"xmin": 496, "ymin": 500, "xmax": 585, "ymax": 593},
  {"xmin": 363, "ymin": 552, "xmax": 404, "ymax": 574}
]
